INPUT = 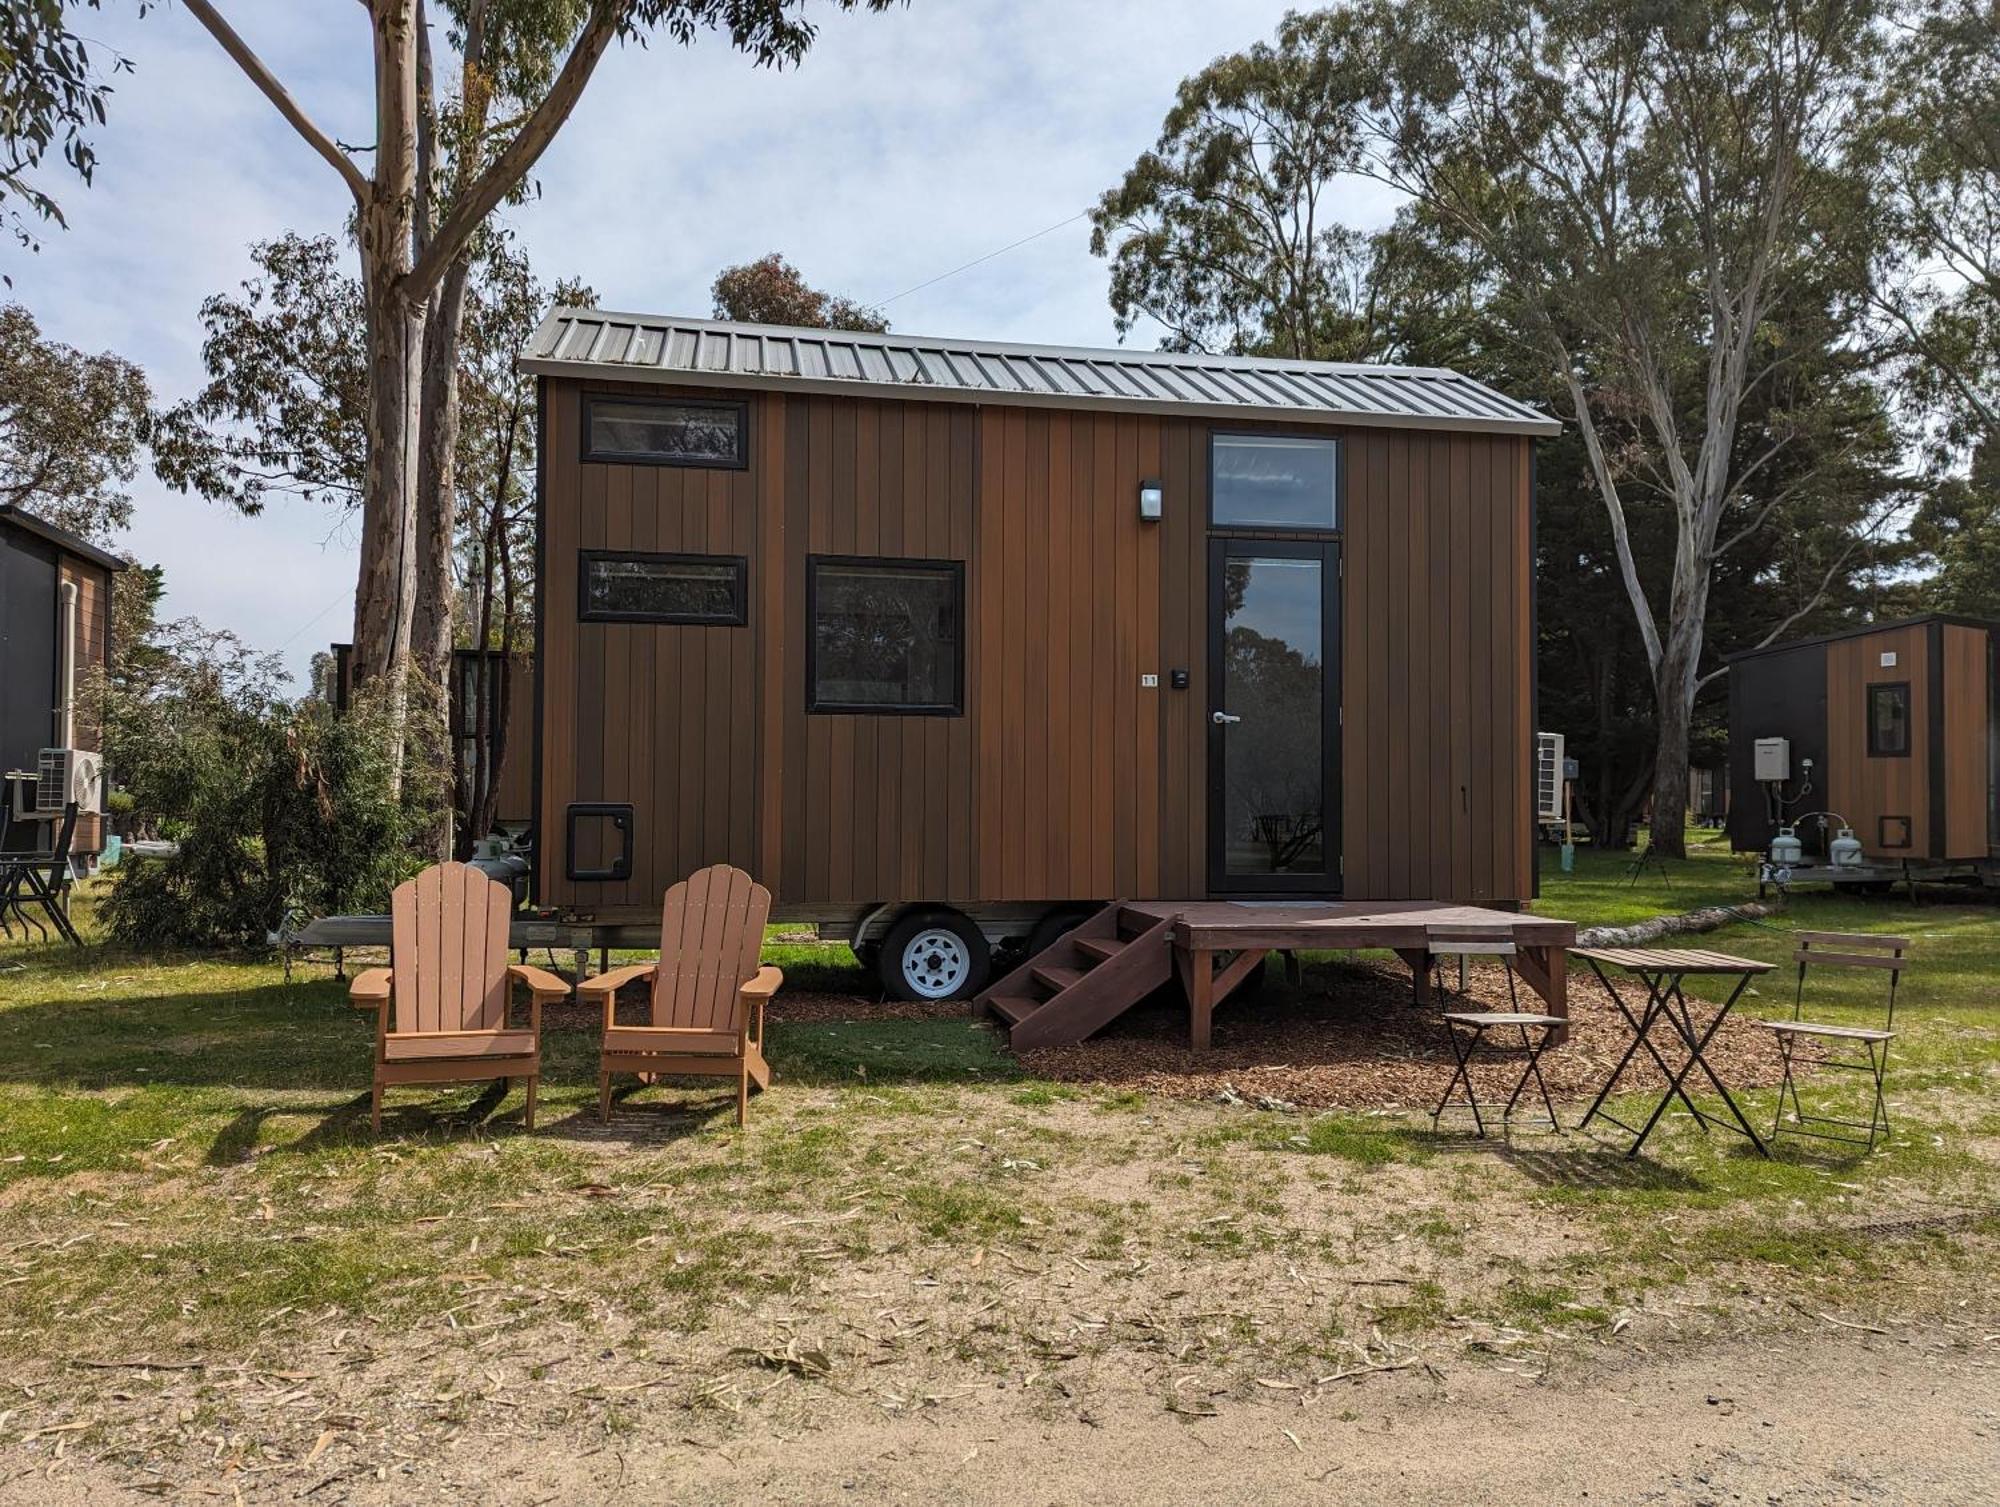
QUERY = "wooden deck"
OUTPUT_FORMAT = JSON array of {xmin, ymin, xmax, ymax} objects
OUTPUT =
[
  {"xmin": 979, "ymin": 899, "xmax": 1576, "ymax": 1052},
  {"xmin": 1126, "ymin": 900, "xmax": 1575, "ymax": 1050}
]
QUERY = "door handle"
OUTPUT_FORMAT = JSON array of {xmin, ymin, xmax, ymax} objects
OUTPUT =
[{"xmin": 1211, "ymin": 711, "xmax": 1241, "ymax": 725}]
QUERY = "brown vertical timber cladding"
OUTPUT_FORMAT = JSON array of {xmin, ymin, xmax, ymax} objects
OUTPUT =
[
  {"xmin": 1828, "ymin": 623, "xmax": 1930, "ymax": 859},
  {"xmin": 538, "ymin": 375, "xmax": 1534, "ymax": 915},
  {"xmin": 1942, "ymin": 624, "xmax": 1990, "ymax": 859}
]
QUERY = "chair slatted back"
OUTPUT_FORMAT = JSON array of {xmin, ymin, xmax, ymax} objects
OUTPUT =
[
  {"xmin": 650, "ymin": 864, "xmax": 771, "ymax": 1031},
  {"xmin": 1793, "ymin": 930, "xmax": 1908, "ymax": 1027},
  {"xmin": 389, "ymin": 863, "xmax": 514, "ymax": 1036}
]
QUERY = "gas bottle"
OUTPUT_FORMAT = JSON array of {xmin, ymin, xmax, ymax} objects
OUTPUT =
[
  {"xmin": 1770, "ymin": 827, "xmax": 1804, "ymax": 866},
  {"xmin": 1829, "ymin": 827, "xmax": 1864, "ymax": 868}
]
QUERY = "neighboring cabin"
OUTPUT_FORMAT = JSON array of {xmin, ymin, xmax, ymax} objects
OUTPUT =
[
  {"xmin": 518, "ymin": 310, "xmax": 1558, "ymax": 999},
  {"xmin": 0, "ymin": 504, "xmax": 120, "ymax": 860},
  {"xmin": 1727, "ymin": 615, "xmax": 1998, "ymax": 873}
]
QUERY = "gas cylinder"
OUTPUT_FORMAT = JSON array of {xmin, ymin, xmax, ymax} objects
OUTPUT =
[
  {"xmin": 1770, "ymin": 827, "xmax": 1804, "ymax": 866},
  {"xmin": 1829, "ymin": 827, "xmax": 1864, "ymax": 868}
]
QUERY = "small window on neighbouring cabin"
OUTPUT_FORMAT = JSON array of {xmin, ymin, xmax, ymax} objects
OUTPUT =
[
  {"xmin": 808, "ymin": 557, "xmax": 963, "ymax": 715},
  {"xmin": 1866, "ymin": 681, "xmax": 1910, "ymax": 757},
  {"xmin": 579, "ymin": 551, "xmax": 747, "ymax": 624},
  {"xmin": 1211, "ymin": 433, "xmax": 1340, "ymax": 530},
  {"xmin": 584, "ymin": 396, "xmax": 747, "ymax": 468}
]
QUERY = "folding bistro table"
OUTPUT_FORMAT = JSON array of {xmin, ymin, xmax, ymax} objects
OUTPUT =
[{"xmin": 1572, "ymin": 946, "xmax": 1773, "ymax": 1159}]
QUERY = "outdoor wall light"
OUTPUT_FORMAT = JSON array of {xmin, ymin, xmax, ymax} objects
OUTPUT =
[{"xmin": 1138, "ymin": 479, "xmax": 1163, "ymax": 522}]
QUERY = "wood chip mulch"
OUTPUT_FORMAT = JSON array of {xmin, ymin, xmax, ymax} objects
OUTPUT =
[{"xmin": 1017, "ymin": 957, "xmax": 1820, "ymax": 1113}]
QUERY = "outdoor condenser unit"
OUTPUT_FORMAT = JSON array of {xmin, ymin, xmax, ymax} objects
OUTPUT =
[
  {"xmin": 1534, "ymin": 732, "xmax": 1566, "ymax": 822},
  {"xmin": 36, "ymin": 747, "xmax": 103, "ymax": 814}
]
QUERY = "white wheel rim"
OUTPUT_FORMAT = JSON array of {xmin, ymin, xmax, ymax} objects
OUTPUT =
[{"xmin": 901, "ymin": 928, "xmax": 971, "ymax": 999}]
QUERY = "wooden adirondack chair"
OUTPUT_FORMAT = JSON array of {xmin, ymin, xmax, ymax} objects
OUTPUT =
[
  {"xmin": 349, "ymin": 862, "xmax": 569, "ymax": 1133},
  {"xmin": 579, "ymin": 864, "xmax": 783, "ymax": 1126}
]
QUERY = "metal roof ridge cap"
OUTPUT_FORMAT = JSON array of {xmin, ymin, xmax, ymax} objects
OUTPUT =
[{"xmin": 539, "ymin": 306, "xmax": 1475, "ymax": 380}]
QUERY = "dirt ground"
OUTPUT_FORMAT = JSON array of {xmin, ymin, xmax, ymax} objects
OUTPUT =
[{"xmin": 4, "ymin": 1322, "xmax": 1993, "ymax": 1504}]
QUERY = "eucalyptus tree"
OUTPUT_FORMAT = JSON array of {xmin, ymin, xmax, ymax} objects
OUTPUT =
[
  {"xmin": 1868, "ymin": 0, "xmax": 1998, "ymax": 450},
  {"xmin": 1361, "ymin": 0, "xmax": 1893, "ymax": 855},
  {"xmin": 711, "ymin": 251, "xmax": 888, "ymax": 331},
  {"xmin": 177, "ymin": 0, "xmax": 901, "ymax": 771},
  {"xmin": 0, "ymin": 301, "xmax": 151, "ymax": 540},
  {"xmin": 1087, "ymin": 11, "xmax": 1398, "ymax": 361},
  {"xmin": 0, "ymin": 0, "xmax": 135, "ymax": 258}
]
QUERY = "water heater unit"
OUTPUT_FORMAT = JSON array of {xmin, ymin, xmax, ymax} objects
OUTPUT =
[{"xmin": 1753, "ymin": 737, "xmax": 1790, "ymax": 783}]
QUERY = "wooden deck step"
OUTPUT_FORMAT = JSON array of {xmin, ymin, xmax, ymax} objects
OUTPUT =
[
  {"xmin": 985, "ymin": 995, "xmax": 1042, "ymax": 1027},
  {"xmin": 974, "ymin": 903, "xmax": 1176, "ymax": 1051}
]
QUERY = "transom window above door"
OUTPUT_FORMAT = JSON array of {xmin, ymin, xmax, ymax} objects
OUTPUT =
[{"xmin": 1211, "ymin": 433, "xmax": 1341, "ymax": 530}]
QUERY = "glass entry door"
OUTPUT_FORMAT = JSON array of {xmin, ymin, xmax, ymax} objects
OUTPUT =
[{"xmin": 1207, "ymin": 539, "xmax": 1340, "ymax": 893}]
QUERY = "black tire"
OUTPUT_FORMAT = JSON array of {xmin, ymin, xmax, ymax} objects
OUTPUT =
[
  {"xmin": 1024, "ymin": 904, "xmax": 1101, "ymax": 960},
  {"xmin": 879, "ymin": 908, "xmax": 992, "ymax": 1002}
]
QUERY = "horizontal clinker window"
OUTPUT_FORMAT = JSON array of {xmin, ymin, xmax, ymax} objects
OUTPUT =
[
  {"xmin": 808, "ymin": 556, "xmax": 963, "ymax": 716},
  {"xmin": 583, "ymin": 396, "xmax": 748, "ymax": 468},
  {"xmin": 579, "ymin": 551, "xmax": 747, "ymax": 625}
]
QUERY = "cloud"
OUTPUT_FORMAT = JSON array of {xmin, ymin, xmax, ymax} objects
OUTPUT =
[{"xmin": 10, "ymin": 0, "xmax": 1373, "ymax": 685}]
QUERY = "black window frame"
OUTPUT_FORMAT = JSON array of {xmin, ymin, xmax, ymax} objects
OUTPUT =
[
  {"xmin": 806, "ymin": 554, "xmax": 966, "ymax": 717},
  {"xmin": 581, "ymin": 393, "xmax": 750, "ymax": 470},
  {"xmin": 1207, "ymin": 430, "xmax": 1344, "ymax": 533},
  {"xmin": 577, "ymin": 549, "xmax": 748, "ymax": 626},
  {"xmin": 1865, "ymin": 680, "xmax": 1912, "ymax": 758}
]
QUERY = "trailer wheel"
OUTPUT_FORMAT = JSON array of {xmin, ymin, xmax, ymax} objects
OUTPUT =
[
  {"xmin": 880, "ymin": 909, "xmax": 991, "ymax": 1002},
  {"xmin": 1024, "ymin": 904, "xmax": 1100, "ymax": 960}
]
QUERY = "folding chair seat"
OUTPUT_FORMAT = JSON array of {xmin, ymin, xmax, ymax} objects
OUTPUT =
[
  {"xmin": 1761, "ymin": 931, "xmax": 1906, "ymax": 1152},
  {"xmin": 1426, "ymin": 928, "xmax": 1564, "ymax": 1137}
]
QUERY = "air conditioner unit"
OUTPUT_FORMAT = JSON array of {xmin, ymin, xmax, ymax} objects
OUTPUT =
[
  {"xmin": 1535, "ymin": 732, "xmax": 1566, "ymax": 823},
  {"xmin": 36, "ymin": 748, "xmax": 103, "ymax": 815}
]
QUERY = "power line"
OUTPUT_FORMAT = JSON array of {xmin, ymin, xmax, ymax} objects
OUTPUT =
[{"xmin": 873, "ymin": 209, "xmax": 1090, "ymax": 310}]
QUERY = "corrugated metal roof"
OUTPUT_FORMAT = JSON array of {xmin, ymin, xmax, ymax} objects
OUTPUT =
[{"xmin": 521, "ymin": 309, "xmax": 1560, "ymax": 437}]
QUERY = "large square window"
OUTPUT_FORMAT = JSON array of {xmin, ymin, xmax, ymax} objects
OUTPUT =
[
  {"xmin": 1866, "ymin": 681, "xmax": 1910, "ymax": 757},
  {"xmin": 584, "ymin": 396, "xmax": 747, "ymax": 468},
  {"xmin": 579, "ymin": 552, "xmax": 747, "ymax": 624},
  {"xmin": 808, "ymin": 557, "xmax": 963, "ymax": 715},
  {"xmin": 1211, "ymin": 433, "xmax": 1340, "ymax": 529}
]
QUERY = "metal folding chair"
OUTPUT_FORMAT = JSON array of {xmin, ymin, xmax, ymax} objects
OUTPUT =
[
  {"xmin": 1763, "ymin": 930, "xmax": 1905, "ymax": 1152},
  {"xmin": 1426, "ymin": 928, "xmax": 1564, "ymax": 1136},
  {"xmin": 0, "ymin": 802, "xmax": 83, "ymax": 947}
]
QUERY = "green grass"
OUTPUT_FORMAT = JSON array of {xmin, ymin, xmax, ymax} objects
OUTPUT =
[{"xmin": 0, "ymin": 854, "xmax": 1995, "ymax": 1376}]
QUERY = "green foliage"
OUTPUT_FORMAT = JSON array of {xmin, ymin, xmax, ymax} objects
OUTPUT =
[
  {"xmin": 1866, "ymin": 0, "xmax": 1999, "ymax": 458},
  {"xmin": 710, "ymin": 251, "xmax": 887, "ymax": 332},
  {"xmin": 98, "ymin": 622, "xmax": 420, "ymax": 949},
  {"xmin": 0, "ymin": 301, "xmax": 151, "ymax": 538},
  {"xmin": 1088, "ymin": 10, "xmax": 1387, "ymax": 359},
  {"xmin": 0, "ymin": 0, "xmax": 136, "ymax": 253},
  {"xmin": 150, "ymin": 234, "xmax": 367, "ymax": 517}
]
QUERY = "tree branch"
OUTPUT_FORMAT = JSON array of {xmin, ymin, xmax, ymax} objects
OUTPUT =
[
  {"xmin": 405, "ymin": 1, "xmax": 621, "ymax": 301},
  {"xmin": 181, "ymin": 0, "xmax": 369, "ymax": 205}
]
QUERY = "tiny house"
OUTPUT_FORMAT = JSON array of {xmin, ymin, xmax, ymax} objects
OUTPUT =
[
  {"xmin": 521, "ymin": 310, "xmax": 1558, "ymax": 997},
  {"xmin": 0, "ymin": 504, "xmax": 120, "ymax": 859},
  {"xmin": 1726, "ymin": 615, "xmax": 1998, "ymax": 872}
]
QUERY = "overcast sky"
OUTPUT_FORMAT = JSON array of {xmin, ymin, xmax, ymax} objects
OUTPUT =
[{"xmin": 10, "ymin": 1, "xmax": 1401, "ymax": 686}]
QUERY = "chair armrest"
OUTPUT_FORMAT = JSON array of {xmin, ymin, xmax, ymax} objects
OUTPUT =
[
  {"xmin": 508, "ymin": 963, "xmax": 573, "ymax": 999},
  {"xmin": 349, "ymin": 968, "xmax": 392, "ymax": 1007},
  {"xmin": 740, "ymin": 965, "xmax": 783, "ymax": 1000},
  {"xmin": 576, "ymin": 962, "xmax": 654, "ymax": 1001}
]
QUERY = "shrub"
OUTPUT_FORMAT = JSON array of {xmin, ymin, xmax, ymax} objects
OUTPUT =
[{"xmin": 98, "ymin": 622, "xmax": 425, "ymax": 949}]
